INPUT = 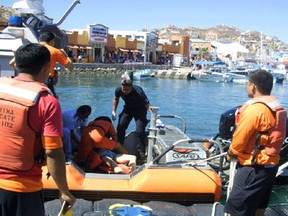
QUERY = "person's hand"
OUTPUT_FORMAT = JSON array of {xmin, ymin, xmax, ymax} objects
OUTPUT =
[
  {"xmin": 60, "ymin": 191, "xmax": 76, "ymax": 215},
  {"xmin": 226, "ymin": 150, "xmax": 237, "ymax": 162},
  {"xmin": 112, "ymin": 111, "xmax": 117, "ymax": 121}
]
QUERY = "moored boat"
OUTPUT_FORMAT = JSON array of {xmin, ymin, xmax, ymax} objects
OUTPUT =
[
  {"xmin": 132, "ymin": 68, "xmax": 153, "ymax": 80},
  {"xmin": 271, "ymin": 64, "xmax": 286, "ymax": 84},
  {"xmin": 191, "ymin": 61, "xmax": 232, "ymax": 82}
]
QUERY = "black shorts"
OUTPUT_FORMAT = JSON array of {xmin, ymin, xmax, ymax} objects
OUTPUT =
[
  {"xmin": 224, "ymin": 165, "xmax": 278, "ymax": 216},
  {"xmin": 0, "ymin": 188, "xmax": 45, "ymax": 216}
]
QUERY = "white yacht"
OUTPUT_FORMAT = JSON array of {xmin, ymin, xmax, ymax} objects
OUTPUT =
[{"xmin": 0, "ymin": 0, "xmax": 80, "ymax": 77}]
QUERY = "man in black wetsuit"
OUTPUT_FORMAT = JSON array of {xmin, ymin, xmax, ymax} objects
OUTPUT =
[{"xmin": 112, "ymin": 79, "xmax": 151, "ymax": 161}]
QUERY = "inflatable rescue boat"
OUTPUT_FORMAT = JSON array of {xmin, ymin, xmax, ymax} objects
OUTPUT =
[{"xmin": 42, "ymin": 107, "xmax": 223, "ymax": 204}]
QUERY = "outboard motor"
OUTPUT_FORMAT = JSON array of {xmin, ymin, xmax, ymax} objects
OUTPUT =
[{"xmin": 218, "ymin": 106, "xmax": 240, "ymax": 140}]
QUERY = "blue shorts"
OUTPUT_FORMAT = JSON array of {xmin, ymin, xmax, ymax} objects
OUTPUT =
[
  {"xmin": 98, "ymin": 149, "xmax": 117, "ymax": 160},
  {"xmin": 224, "ymin": 164, "xmax": 278, "ymax": 215}
]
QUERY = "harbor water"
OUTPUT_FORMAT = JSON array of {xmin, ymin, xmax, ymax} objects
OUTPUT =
[{"xmin": 56, "ymin": 73, "xmax": 288, "ymax": 206}]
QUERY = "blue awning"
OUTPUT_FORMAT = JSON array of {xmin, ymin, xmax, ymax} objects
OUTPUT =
[{"xmin": 195, "ymin": 61, "xmax": 226, "ymax": 65}]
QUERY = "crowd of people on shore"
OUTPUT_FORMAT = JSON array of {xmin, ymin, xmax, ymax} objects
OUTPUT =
[{"xmin": 0, "ymin": 28, "xmax": 287, "ymax": 216}]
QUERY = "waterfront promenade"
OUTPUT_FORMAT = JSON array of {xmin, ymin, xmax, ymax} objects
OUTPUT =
[{"xmin": 57, "ymin": 63, "xmax": 193, "ymax": 79}]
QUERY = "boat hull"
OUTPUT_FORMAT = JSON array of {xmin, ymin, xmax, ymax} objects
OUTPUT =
[
  {"xmin": 132, "ymin": 69, "xmax": 152, "ymax": 80},
  {"xmin": 42, "ymin": 162, "xmax": 222, "ymax": 204}
]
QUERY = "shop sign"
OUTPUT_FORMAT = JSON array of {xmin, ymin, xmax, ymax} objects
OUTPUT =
[
  {"xmin": 146, "ymin": 32, "xmax": 158, "ymax": 48},
  {"xmin": 89, "ymin": 24, "xmax": 108, "ymax": 43}
]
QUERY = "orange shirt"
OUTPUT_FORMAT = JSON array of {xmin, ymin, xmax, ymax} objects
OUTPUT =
[
  {"xmin": 40, "ymin": 42, "xmax": 71, "ymax": 77},
  {"xmin": 230, "ymin": 103, "xmax": 278, "ymax": 165},
  {"xmin": 75, "ymin": 120, "xmax": 117, "ymax": 162}
]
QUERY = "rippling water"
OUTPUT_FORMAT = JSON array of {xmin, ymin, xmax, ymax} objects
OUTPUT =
[
  {"xmin": 56, "ymin": 73, "xmax": 288, "ymax": 205},
  {"xmin": 57, "ymin": 73, "xmax": 288, "ymax": 138}
]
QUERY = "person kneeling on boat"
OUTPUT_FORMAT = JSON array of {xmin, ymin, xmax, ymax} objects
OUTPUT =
[
  {"xmin": 62, "ymin": 105, "xmax": 92, "ymax": 162},
  {"xmin": 74, "ymin": 116, "xmax": 136, "ymax": 174}
]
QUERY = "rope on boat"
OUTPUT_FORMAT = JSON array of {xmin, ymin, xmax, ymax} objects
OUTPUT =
[
  {"xmin": 226, "ymin": 158, "xmax": 237, "ymax": 201},
  {"xmin": 211, "ymin": 202, "xmax": 222, "ymax": 216},
  {"xmin": 184, "ymin": 152, "xmax": 227, "ymax": 167},
  {"xmin": 277, "ymin": 161, "xmax": 288, "ymax": 177}
]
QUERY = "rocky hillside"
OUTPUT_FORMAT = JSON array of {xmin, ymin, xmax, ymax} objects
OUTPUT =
[
  {"xmin": 0, "ymin": 6, "xmax": 14, "ymax": 27},
  {"xmin": 152, "ymin": 25, "xmax": 287, "ymax": 55}
]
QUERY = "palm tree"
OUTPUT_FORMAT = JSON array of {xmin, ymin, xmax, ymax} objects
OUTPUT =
[{"xmin": 200, "ymin": 48, "xmax": 209, "ymax": 60}]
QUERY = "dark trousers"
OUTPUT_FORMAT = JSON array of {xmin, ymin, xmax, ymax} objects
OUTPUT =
[
  {"xmin": 117, "ymin": 108, "xmax": 148, "ymax": 158},
  {"xmin": 0, "ymin": 188, "xmax": 45, "ymax": 216},
  {"xmin": 224, "ymin": 165, "xmax": 278, "ymax": 216}
]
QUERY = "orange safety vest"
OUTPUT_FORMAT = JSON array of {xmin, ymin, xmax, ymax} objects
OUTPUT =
[
  {"xmin": 0, "ymin": 77, "xmax": 50, "ymax": 171},
  {"xmin": 235, "ymin": 96, "xmax": 287, "ymax": 164}
]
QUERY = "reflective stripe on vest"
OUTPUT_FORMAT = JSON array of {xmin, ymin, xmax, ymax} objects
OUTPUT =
[{"xmin": 0, "ymin": 84, "xmax": 41, "ymax": 103}]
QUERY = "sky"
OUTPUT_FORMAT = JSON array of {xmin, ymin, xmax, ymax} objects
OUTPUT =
[{"xmin": 1, "ymin": 0, "xmax": 288, "ymax": 44}]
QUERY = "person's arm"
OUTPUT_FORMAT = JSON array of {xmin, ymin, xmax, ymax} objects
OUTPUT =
[
  {"xmin": 64, "ymin": 61, "xmax": 74, "ymax": 71},
  {"xmin": 70, "ymin": 129, "xmax": 80, "ymax": 145},
  {"xmin": 138, "ymin": 87, "xmax": 151, "ymax": 110},
  {"xmin": 58, "ymin": 49, "xmax": 74, "ymax": 71},
  {"xmin": 145, "ymin": 103, "xmax": 151, "ymax": 110},
  {"xmin": 114, "ymin": 142, "xmax": 128, "ymax": 154},
  {"xmin": 44, "ymin": 136, "xmax": 75, "ymax": 211},
  {"xmin": 112, "ymin": 96, "xmax": 119, "ymax": 121},
  {"xmin": 112, "ymin": 96, "xmax": 119, "ymax": 113}
]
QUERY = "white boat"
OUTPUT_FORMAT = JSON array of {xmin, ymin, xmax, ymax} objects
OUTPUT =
[
  {"xmin": 0, "ymin": 0, "xmax": 80, "ymax": 77},
  {"xmin": 132, "ymin": 68, "xmax": 153, "ymax": 80},
  {"xmin": 191, "ymin": 61, "xmax": 232, "ymax": 82},
  {"xmin": 227, "ymin": 63, "xmax": 259, "ymax": 83},
  {"xmin": 271, "ymin": 64, "xmax": 286, "ymax": 84}
]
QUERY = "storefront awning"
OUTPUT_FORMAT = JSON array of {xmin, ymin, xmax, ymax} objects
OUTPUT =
[
  {"xmin": 130, "ymin": 49, "xmax": 141, "ymax": 53},
  {"xmin": 68, "ymin": 45, "xmax": 79, "ymax": 49},
  {"xmin": 119, "ymin": 48, "xmax": 129, "ymax": 52},
  {"xmin": 118, "ymin": 48, "xmax": 141, "ymax": 53}
]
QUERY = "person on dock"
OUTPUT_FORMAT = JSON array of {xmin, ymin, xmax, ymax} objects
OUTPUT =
[
  {"xmin": 74, "ymin": 116, "xmax": 136, "ymax": 174},
  {"xmin": 112, "ymin": 79, "xmax": 151, "ymax": 162},
  {"xmin": 0, "ymin": 43, "xmax": 75, "ymax": 215},
  {"xmin": 62, "ymin": 105, "xmax": 92, "ymax": 161},
  {"xmin": 225, "ymin": 70, "xmax": 287, "ymax": 216},
  {"xmin": 39, "ymin": 30, "xmax": 74, "ymax": 98}
]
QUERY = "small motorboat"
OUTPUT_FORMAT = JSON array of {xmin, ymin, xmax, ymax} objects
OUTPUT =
[
  {"xmin": 271, "ymin": 64, "xmax": 286, "ymax": 84},
  {"xmin": 132, "ymin": 69, "xmax": 153, "ymax": 80},
  {"xmin": 42, "ymin": 107, "xmax": 224, "ymax": 204},
  {"xmin": 191, "ymin": 61, "xmax": 232, "ymax": 83}
]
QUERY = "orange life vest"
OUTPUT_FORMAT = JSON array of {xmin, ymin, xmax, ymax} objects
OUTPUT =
[
  {"xmin": 0, "ymin": 77, "xmax": 50, "ymax": 171},
  {"xmin": 235, "ymin": 96, "xmax": 287, "ymax": 164}
]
